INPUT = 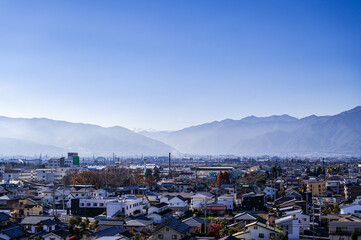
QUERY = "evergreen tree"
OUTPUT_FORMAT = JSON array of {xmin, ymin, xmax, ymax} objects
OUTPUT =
[{"xmin": 351, "ymin": 231, "xmax": 357, "ymax": 240}]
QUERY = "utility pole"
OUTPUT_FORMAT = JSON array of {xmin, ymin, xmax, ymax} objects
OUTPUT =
[{"xmin": 204, "ymin": 200, "xmax": 207, "ymax": 235}]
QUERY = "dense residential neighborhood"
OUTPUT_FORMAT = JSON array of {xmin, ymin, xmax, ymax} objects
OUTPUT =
[{"xmin": 0, "ymin": 154, "xmax": 360, "ymax": 239}]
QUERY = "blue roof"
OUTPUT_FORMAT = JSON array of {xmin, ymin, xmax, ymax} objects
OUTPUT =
[
  {"xmin": 41, "ymin": 219, "xmax": 59, "ymax": 226},
  {"xmin": 1, "ymin": 226, "xmax": 28, "ymax": 238},
  {"xmin": 160, "ymin": 218, "xmax": 190, "ymax": 234},
  {"xmin": 92, "ymin": 227, "xmax": 126, "ymax": 237},
  {"xmin": 0, "ymin": 212, "xmax": 10, "ymax": 221}
]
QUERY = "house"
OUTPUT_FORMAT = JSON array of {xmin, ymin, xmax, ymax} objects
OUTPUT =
[
  {"xmin": 20, "ymin": 216, "xmax": 55, "ymax": 234},
  {"xmin": 275, "ymin": 215, "xmax": 300, "ymax": 239},
  {"xmin": 218, "ymin": 194, "xmax": 234, "ymax": 210},
  {"xmin": 40, "ymin": 229, "xmax": 70, "ymax": 240},
  {"xmin": 98, "ymin": 218, "xmax": 125, "ymax": 231},
  {"xmin": 263, "ymin": 187, "xmax": 278, "ymax": 201},
  {"xmin": 151, "ymin": 217, "xmax": 191, "ymax": 240},
  {"xmin": 125, "ymin": 217, "xmax": 153, "ymax": 232},
  {"xmin": 190, "ymin": 192, "xmax": 214, "ymax": 209},
  {"xmin": 283, "ymin": 210, "xmax": 310, "ymax": 234},
  {"xmin": 160, "ymin": 195, "xmax": 189, "ymax": 216},
  {"xmin": 232, "ymin": 221, "xmax": 283, "ymax": 240},
  {"xmin": 148, "ymin": 202, "xmax": 169, "ymax": 215},
  {"xmin": 11, "ymin": 199, "xmax": 43, "ymax": 221},
  {"xmin": 233, "ymin": 212, "xmax": 266, "ymax": 224},
  {"xmin": 182, "ymin": 217, "xmax": 210, "ymax": 231},
  {"xmin": 0, "ymin": 212, "xmax": 28, "ymax": 239},
  {"xmin": 147, "ymin": 208, "xmax": 173, "ymax": 224},
  {"xmin": 241, "ymin": 193, "xmax": 266, "ymax": 211},
  {"xmin": 90, "ymin": 226, "xmax": 133, "ymax": 240},
  {"xmin": 329, "ymin": 215, "xmax": 361, "ymax": 240}
]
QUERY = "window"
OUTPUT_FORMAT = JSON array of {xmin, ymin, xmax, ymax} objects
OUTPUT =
[
  {"xmin": 355, "ymin": 228, "xmax": 361, "ymax": 233},
  {"xmin": 158, "ymin": 234, "xmax": 164, "ymax": 239},
  {"xmin": 336, "ymin": 227, "xmax": 348, "ymax": 232},
  {"xmin": 166, "ymin": 228, "xmax": 169, "ymax": 231},
  {"xmin": 80, "ymin": 203, "xmax": 84, "ymax": 206},
  {"xmin": 259, "ymin": 233, "xmax": 264, "ymax": 238},
  {"xmin": 87, "ymin": 203, "xmax": 90, "ymax": 206},
  {"xmin": 355, "ymin": 210, "xmax": 361, "ymax": 213},
  {"xmin": 303, "ymin": 218, "xmax": 306, "ymax": 221},
  {"xmin": 100, "ymin": 203, "xmax": 104, "ymax": 207},
  {"xmin": 93, "ymin": 203, "xmax": 97, "ymax": 206},
  {"xmin": 172, "ymin": 235, "xmax": 177, "ymax": 239},
  {"xmin": 254, "ymin": 226, "xmax": 258, "ymax": 229}
]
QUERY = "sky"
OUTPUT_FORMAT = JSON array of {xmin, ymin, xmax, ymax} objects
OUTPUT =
[{"xmin": 0, "ymin": 0, "xmax": 360, "ymax": 131}]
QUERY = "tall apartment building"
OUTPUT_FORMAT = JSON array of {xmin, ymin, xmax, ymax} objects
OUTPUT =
[{"xmin": 306, "ymin": 181, "xmax": 326, "ymax": 196}]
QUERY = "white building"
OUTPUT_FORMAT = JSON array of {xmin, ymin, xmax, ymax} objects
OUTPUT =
[
  {"xmin": 275, "ymin": 215, "xmax": 300, "ymax": 239},
  {"xmin": 233, "ymin": 221, "xmax": 283, "ymax": 240},
  {"xmin": 190, "ymin": 192, "xmax": 214, "ymax": 209},
  {"xmin": 106, "ymin": 195, "xmax": 144, "ymax": 218},
  {"xmin": 37, "ymin": 171, "xmax": 54, "ymax": 183},
  {"xmin": 2, "ymin": 172, "xmax": 20, "ymax": 182},
  {"xmin": 283, "ymin": 210, "xmax": 310, "ymax": 234},
  {"xmin": 218, "ymin": 194, "xmax": 234, "ymax": 210},
  {"xmin": 160, "ymin": 195, "xmax": 188, "ymax": 208}
]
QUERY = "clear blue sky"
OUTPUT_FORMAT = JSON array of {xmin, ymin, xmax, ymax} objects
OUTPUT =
[{"xmin": 0, "ymin": 0, "xmax": 360, "ymax": 130}]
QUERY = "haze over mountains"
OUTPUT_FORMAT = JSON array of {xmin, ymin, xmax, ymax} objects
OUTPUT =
[
  {"xmin": 0, "ymin": 117, "xmax": 174, "ymax": 156},
  {"xmin": 0, "ymin": 106, "xmax": 360, "ymax": 157},
  {"xmin": 140, "ymin": 106, "xmax": 361, "ymax": 156}
]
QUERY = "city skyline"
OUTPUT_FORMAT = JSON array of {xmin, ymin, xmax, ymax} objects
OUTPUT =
[{"xmin": 0, "ymin": 1, "xmax": 360, "ymax": 130}]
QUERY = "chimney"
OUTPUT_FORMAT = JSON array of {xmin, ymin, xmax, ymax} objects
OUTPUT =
[{"xmin": 169, "ymin": 152, "xmax": 172, "ymax": 179}]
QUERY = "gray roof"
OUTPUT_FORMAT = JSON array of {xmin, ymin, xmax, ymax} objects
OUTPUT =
[
  {"xmin": 157, "ymin": 217, "xmax": 191, "ymax": 234},
  {"xmin": 20, "ymin": 216, "xmax": 54, "ymax": 225}
]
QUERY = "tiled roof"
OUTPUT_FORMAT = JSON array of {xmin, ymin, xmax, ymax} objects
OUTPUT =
[
  {"xmin": 92, "ymin": 227, "xmax": 126, "ymax": 237},
  {"xmin": 0, "ymin": 226, "xmax": 28, "ymax": 238},
  {"xmin": 156, "ymin": 217, "xmax": 191, "ymax": 234},
  {"xmin": 41, "ymin": 219, "xmax": 59, "ymax": 226},
  {"xmin": 0, "ymin": 212, "xmax": 10, "ymax": 221}
]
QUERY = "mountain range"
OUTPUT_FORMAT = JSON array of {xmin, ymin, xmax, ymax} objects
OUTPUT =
[
  {"xmin": 0, "ymin": 106, "xmax": 360, "ymax": 157},
  {"xmin": 140, "ymin": 106, "xmax": 361, "ymax": 156}
]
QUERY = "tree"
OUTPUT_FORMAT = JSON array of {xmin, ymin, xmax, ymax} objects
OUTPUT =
[
  {"xmin": 200, "ymin": 222, "xmax": 206, "ymax": 234},
  {"xmin": 280, "ymin": 232, "xmax": 288, "ymax": 240},
  {"xmin": 228, "ymin": 228, "xmax": 236, "ymax": 235},
  {"xmin": 255, "ymin": 177, "xmax": 266, "ymax": 186},
  {"xmin": 153, "ymin": 167, "xmax": 160, "ymax": 180},
  {"xmin": 68, "ymin": 216, "xmax": 82, "ymax": 226},
  {"xmin": 208, "ymin": 223, "xmax": 222, "ymax": 238},
  {"xmin": 351, "ymin": 231, "xmax": 357, "ymax": 240},
  {"xmin": 144, "ymin": 169, "xmax": 153, "ymax": 178},
  {"xmin": 332, "ymin": 203, "xmax": 340, "ymax": 214},
  {"xmin": 265, "ymin": 171, "xmax": 270, "ymax": 179},
  {"xmin": 79, "ymin": 221, "xmax": 86, "ymax": 229}
]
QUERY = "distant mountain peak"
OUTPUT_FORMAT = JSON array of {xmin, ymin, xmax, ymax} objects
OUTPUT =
[{"xmin": 240, "ymin": 114, "xmax": 298, "ymax": 123}]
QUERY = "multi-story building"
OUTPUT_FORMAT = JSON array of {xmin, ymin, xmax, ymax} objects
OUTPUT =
[
  {"xmin": 329, "ymin": 215, "xmax": 361, "ymax": 240},
  {"xmin": 306, "ymin": 181, "xmax": 326, "ymax": 196},
  {"xmin": 345, "ymin": 183, "xmax": 361, "ymax": 201},
  {"xmin": 11, "ymin": 199, "xmax": 43, "ymax": 221},
  {"xmin": 106, "ymin": 195, "xmax": 144, "ymax": 218},
  {"xmin": 71, "ymin": 198, "xmax": 115, "ymax": 217},
  {"xmin": 47, "ymin": 158, "xmax": 65, "ymax": 168}
]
